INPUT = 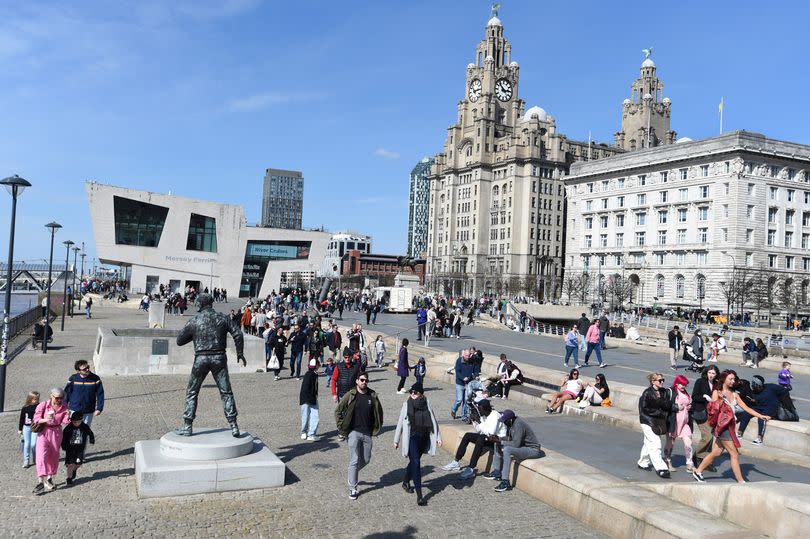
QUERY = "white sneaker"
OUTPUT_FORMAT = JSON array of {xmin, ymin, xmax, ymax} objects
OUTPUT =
[
  {"xmin": 300, "ymin": 433, "xmax": 307, "ymax": 440},
  {"xmin": 306, "ymin": 435, "xmax": 320, "ymax": 441},
  {"xmin": 578, "ymin": 401, "xmax": 589, "ymax": 408},
  {"xmin": 442, "ymin": 460, "xmax": 460, "ymax": 471}
]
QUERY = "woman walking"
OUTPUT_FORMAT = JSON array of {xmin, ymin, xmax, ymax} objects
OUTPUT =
[
  {"xmin": 664, "ymin": 375, "xmax": 693, "ymax": 472},
  {"xmin": 638, "ymin": 373, "xmax": 673, "ymax": 478},
  {"xmin": 693, "ymin": 370, "xmax": 770, "ymax": 483},
  {"xmin": 563, "ymin": 325, "xmax": 580, "ymax": 368},
  {"xmin": 690, "ymin": 366, "xmax": 719, "ymax": 471},
  {"xmin": 396, "ymin": 339, "xmax": 410, "ymax": 394},
  {"xmin": 32, "ymin": 388, "xmax": 70, "ymax": 493},
  {"xmin": 394, "ymin": 382, "xmax": 442, "ymax": 506}
]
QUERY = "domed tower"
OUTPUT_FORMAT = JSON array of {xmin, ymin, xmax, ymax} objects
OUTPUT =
[{"xmin": 614, "ymin": 50, "xmax": 676, "ymax": 151}]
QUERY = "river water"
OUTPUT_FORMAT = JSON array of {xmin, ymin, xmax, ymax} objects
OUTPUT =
[{"xmin": 8, "ymin": 293, "xmax": 40, "ymax": 317}]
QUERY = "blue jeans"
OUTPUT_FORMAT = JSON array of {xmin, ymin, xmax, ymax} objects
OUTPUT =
[
  {"xmin": 291, "ymin": 351, "xmax": 304, "ymax": 377},
  {"xmin": 21, "ymin": 425, "xmax": 38, "ymax": 464},
  {"xmin": 405, "ymin": 432, "xmax": 429, "ymax": 489},
  {"xmin": 599, "ymin": 330, "xmax": 606, "ymax": 350},
  {"xmin": 86, "ymin": 306, "xmax": 92, "ymax": 319},
  {"xmin": 492, "ymin": 445, "xmax": 542, "ymax": 482},
  {"xmin": 451, "ymin": 383, "xmax": 468, "ymax": 418},
  {"xmin": 564, "ymin": 345, "xmax": 579, "ymax": 366},
  {"xmin": 300, "ymin": 403, "xmax": 319, "ymax": 437},
  {"xmin": 585, "ymin": 342, "xmax": 603, "ymax": 366},
  {"xmin": 579, "ymin": 334, "xmax": 587, "ymax": 352}
]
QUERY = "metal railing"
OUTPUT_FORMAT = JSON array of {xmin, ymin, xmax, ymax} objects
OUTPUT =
[{"xmin": 8, "ymin": 305, "xmax": 41, "ymax": 341}]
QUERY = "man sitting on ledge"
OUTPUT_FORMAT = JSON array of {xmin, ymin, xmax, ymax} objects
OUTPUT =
[
  {"xmin": 441, "ymin": 399, "xmax": 505, "ymax": 479},
  {"xmin": 31, "ymin": 318, "xmax": 53, "ymax": 350},
  {"xmin": 484, "ymin": 409, "xmax": 542, "ymax": 493}
]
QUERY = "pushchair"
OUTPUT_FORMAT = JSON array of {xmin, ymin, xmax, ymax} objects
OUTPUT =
[
  {"xmin": 683, "ymin": 344, "xmax": 704, "ymax": 372},
  {"xmin": 463, "ymin": 376, "xmax": 497, "ymax": 424}
]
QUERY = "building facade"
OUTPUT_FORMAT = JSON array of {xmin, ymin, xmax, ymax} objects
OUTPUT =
[
  {"xmin": 86, "ymin": 182, "xmax": 329, "ymax": 297},
  {"xmin": 407, "ymin": 156, "xmax": 434, "ymax": 258},
  {"xmin": 261, "ymin": 168, "xmax": 304, "ymax": 229},
  {"xmin": 613, "ymin": 54, "xmax": 677, "ymax": 151},
  {"xmin": 564, "ymin": 131, "xmax": 810, "ymax": 315},
  {"xmin": 425, "ymin": 11, "xmax": 621, "ymax": 298},
  {"xmin": 322, "ymin": 232, "xmax": 372, "ymax": 276},
  {"xmin": 341, "ymin": 251, "xmax": 426, "ymax": 286}
]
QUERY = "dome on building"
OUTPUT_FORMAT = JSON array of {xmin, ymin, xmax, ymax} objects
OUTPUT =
[
  {"xmin": 662, "ymin": 97, "xmax": 671, "ymax": 104},
  {"xmin": 623, "ymin": 98, "xmax": 631, "ymax": 105},
  {"xmin": 523, "ymin": 106, "xmax": 548, "ymax": 122},
  {"xmin": 641, "ymin": 58, "xmax": 655, "ymax": 68},
  {"xmin": 467, "ymin": 63, "xmax": 475, "ymax": 69},
  {"xmin": 487, "ymin": 16, "xmax": 502, "ymax": 27},
  {"xmin": 643, "ymin": 93, "xmax": 652, "ymax": 100},
  {"xmin": 485, "ymin": 55, "xmax": 494, "ymax": 63},
  {"xmin": 510, "ymin": 61, "xmax": 519, "ymax": 67},
  {"xmin": 676, "ymin": 137, "xmax": 693, "ymax": 144}
]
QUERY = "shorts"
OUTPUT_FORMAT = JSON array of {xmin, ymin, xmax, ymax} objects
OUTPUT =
[
  {"xmin": 564, "ymin": 390, "xmax": 578, "ymax": 398},
  {"xmin": 64, "ymin": 450, "xmax": 84, "ymax": 465},
  {"xmin": 715, "ymin": 428, "xmax": 732, "ymax": 442}
]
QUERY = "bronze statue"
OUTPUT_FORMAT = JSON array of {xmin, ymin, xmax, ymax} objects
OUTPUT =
[{"xmin": 175, "ymin": 293, "xmax": 246, "ymax": 437}]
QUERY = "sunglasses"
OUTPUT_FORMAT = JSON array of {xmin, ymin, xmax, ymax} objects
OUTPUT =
[
  {"xmin": 52, "ymin": 396, "xmax": 63, "ymax": 401},
  {"xmin": 358, "ymin": 379, "xmax": 368, "ymax": 383},
  {"xmin": 654, "ymin": 378, "xmax": 665, "ymax": 382}
]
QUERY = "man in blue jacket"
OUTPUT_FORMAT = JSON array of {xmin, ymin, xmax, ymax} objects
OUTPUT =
[
  {"xmin": 450, "ymin": 349, "xmax": 478, "ymax": 421},
  {"xmin": 416, "ymin": 307, "xmax": 427, "ymax": 341},
  {"xmin": 65, "ymin": 360, "xmax": 105, "ymax": 426}
]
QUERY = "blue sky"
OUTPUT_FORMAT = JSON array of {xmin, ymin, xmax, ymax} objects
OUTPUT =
[{"xmin": 1, "ymin": 0, "xmax": 808, "ymax": 265}]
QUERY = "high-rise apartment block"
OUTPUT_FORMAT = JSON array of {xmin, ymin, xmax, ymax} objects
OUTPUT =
[
  {"xmin": 262, "ymin": 168, "xmax": 304, "ymax": 229},
  {"xmin": 407, "ymin": 157, "xmax": 434, "ymax": 258}
]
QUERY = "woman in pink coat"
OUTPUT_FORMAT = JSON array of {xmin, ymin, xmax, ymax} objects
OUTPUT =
[{"xmin": 32, "ymin": 388, "xmax": 70, "ymax": 493}]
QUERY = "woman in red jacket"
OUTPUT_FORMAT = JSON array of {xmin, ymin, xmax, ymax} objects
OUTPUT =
[{"xmin": 692, "ymin": 370, "xmax": 770, "ymax": 483}]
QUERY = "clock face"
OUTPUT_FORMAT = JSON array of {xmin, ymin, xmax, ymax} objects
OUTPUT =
[
  {"xmin": 495, "ymin": 78, "xmax": 513, "ymax": 101},
  {"xmin": 468, "ymin": 79, "xmax": 482, "ymax": 102}
]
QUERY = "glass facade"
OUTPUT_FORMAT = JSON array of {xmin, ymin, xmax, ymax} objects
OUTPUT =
[
  {"xmin": 240, "ymin": 240, "xmax": 311, "ymax": 297},
  {"xmin": 186, "ymin": 213, "xmax": 218, "ymax": 252},
  {"xmin": 113, "ymin": 196, "xmax": 169, "ymax": 247}
]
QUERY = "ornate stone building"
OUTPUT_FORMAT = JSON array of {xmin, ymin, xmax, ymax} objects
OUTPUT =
[
  {"xmin": 564, "ymin": 131, "xmax": 810, "ymax": 317},
  {"xmin": 425, "ymin": 10, "xmax": 621, "ymax": 298},
  {"xmin": 614, "ymin": 52, "xmax": 677, "ymax": 151}
]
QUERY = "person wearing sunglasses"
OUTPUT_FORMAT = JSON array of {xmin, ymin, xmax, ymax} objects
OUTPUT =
[
  {"xmin": 546, "ymin": 369, "xmax": 585, "ymax": 414},
  {"xmin": 32, "ymin": 388, "xmax": 71, "ymax": 493},
  {"xmin": 64, "ymin": 360, "xmax": 105, "ymax": 427},
  {"xmin": 335, "ymin": 374, "xmax": 383, "ymax": 501},
  {"xmin": 638, "ymin": 373, "xmax": 674, "ymax": 478},
  {"xmin": 394, "ymin": 382, "xmax": 442, "ymax": 506}
]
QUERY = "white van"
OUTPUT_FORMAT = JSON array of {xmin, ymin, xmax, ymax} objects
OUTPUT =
[{"xmin": 374, "ymin": 286, "xmax": 414, "ymax": 313}]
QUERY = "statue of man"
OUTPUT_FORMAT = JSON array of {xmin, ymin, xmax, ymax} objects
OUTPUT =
[{"xmin": 175, "ymin": 293, "xmax": 246, "ymax": 437}]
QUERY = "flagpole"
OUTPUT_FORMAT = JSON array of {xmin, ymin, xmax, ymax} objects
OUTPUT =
[{"xmin": 719, "ymin": 97, "xmax": 724, "ymax": 134}]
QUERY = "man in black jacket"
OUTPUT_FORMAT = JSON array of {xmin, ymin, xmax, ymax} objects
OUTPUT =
[
  {"xmin": 299, "ymin": 359, "xmax": 320, "ymax": 441},
  {"xmin": 737, "ymin": 375, "xmax": 788, "ymax": 444},
  {"xmin": 637, "ymin": 372, "xmax": 673, "ymax": 478},
  {"xmin": 667, "ymin": 326, "xmax": 683, "ymax": 370},
  {"xmin": 576, "ymin": 313, "xmax": 590, "ymax": 352}
]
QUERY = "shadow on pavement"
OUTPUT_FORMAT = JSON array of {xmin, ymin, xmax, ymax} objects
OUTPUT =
[
  {"xmin": 363, "ymin": 525, "xmax": 418, "ymax": 538},
  {"xmin": 86, "ymin": 446, "xmax": 134, "ymax": 463}
]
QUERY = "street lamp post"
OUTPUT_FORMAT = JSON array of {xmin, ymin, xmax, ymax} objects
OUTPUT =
[
  {"xmin": 79, "ymin": 253, "xmax": 86, "ymax": 289},
  {"xmin": 71, "ymin": 246, "xmax": 80, "ymax": 317},
  {"xmin": 61, "ymin": 240, "xmax": 74, "ymax": 331},
  {"xmin": 721, "ymin": 251, "xmax": 736, "ymax": 325},
  {"xmin": 0, "ymin": 175, "xmax": 32, "ymax": 412},
  {"xmin": 43, "ymin": 222, "xmax": 62, "ymax": 353}
]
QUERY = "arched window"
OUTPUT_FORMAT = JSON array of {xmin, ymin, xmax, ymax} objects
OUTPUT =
[
  {"xmin": 696, "ymin": 274, "xmax": 706, "ymax": 300},
  {"xmin": 492, "ymin": 185, "xmax": 499, "ymax": 197},
  {"xmin": 675, "ymin": 275, "xmax": 685, "ymax": 299},
  {"xmin": 656, "ymin": 275, "xmax": 665, "ymax": 298}
]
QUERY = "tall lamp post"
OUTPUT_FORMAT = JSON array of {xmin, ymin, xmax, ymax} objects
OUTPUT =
[
  {"xmin": 61, "ymin": 240, "xmax": 74, "ymax": 331},
  {"xmin": 43, "ymin": 222, "xmax": 62, "ymax": 353},
  {"xmin": 79, "ymin": 253, "xmax": 86, "ymax": 288},
  {"xmin": 0, "ymin": 175, "xmax": 32, "ymax": 412},
  {"xmin": 71, "ymin": 246, "xmax": 80, "ymax": 317}
]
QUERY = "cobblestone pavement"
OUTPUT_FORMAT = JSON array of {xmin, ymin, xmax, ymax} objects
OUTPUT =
[{"xmin": 0, "ymin": 304, "xmax": 606, "ymax": 538}]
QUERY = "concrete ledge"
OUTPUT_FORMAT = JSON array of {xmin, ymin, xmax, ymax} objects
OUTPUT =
[{"xmin": 440, "ymin": 422, "xmax": 765, "ymax": 539}]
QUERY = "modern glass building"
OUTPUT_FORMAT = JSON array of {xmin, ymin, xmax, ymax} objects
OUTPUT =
[
  {"xmin": 261, "ymin": 168, "xmax": 304, "ymax": 229},
  {"xmin": 407, "ymin": 157, "xmax": 433, "ymax": 258}
]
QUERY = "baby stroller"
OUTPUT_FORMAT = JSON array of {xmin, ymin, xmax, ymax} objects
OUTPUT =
[
  {"xmin": 684, "ymin": 344, "xmax": 704, "ymax": 372},
  {"xmin": 463, "ymin": 378, "xmax": 490, "ymax": 424}
]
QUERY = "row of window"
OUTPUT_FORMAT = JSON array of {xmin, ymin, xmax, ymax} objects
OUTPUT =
[
  {"xmin": 583, "ymin": 186, "xmax": 711, "ymax": 211},
  {"xmin": 584, "ymin": 207, "xmax": 710, "ymax": 229}
]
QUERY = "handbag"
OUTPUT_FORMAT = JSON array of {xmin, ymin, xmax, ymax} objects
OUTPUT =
[
  {"xmin": 267, "ymin": 353, "xmax": 280, "ymax": 371},
  {"xmin": 600, "ymin": 397, "xmax": 612, "ymax": 407},
  {"xmin": 30, "ymin": 421, "xmax": 45, "ymax": 433}
]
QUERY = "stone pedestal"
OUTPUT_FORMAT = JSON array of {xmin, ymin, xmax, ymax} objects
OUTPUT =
[{"xmin": 135, "ymin": 427, "xmax": 285, "ymax": 498}]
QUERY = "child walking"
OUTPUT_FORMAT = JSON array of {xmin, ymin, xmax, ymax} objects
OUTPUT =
[
  {"xmin": 414, "ymin": 357, "xmax": 426, "ymax": 387},
  {"xmin": 778, "ymin": 362, "xmax": 794, "ymax": 391},
  {"xmin": 61, "ymin": 411, "xmax": 95, "ymax": 485},
  {"xmin": 323, "ymin": 357, "xmax": 336, "ymax": 388},
  {"xmin": 18, "ymin": 391, "xmax": 40, "ymax": 468},
  {"xmin": 374, "ymin": 335, "xmax": 386, "ymax": 368}
]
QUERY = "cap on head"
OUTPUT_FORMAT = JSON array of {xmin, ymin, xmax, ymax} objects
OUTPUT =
[
  {"xmin": 308, "ymin": 358, "xmax": 318, "ymax": 369},
  {"xmin": 500, "ymin": 409, "xmax": 516, "ymax": 423},
  {"xmin": 409, "ymin": 382, "xmax": 424, "ymax": 394},
  {"xmin": 70, "ymin": 411, "xmax": 83, "ymax": 421}
]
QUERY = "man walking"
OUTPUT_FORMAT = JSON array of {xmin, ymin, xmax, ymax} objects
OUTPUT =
[
  {"xmin": 332, "ymin": 347, "xmax": 361, "ymax": 403},
  {"xmin": 64, "ymin": 360, "xmax": 105, "ymax": 426},
  {"xmin": 299, "ymin": 359, "xmax": 320, "ymax": 441},
  {"xmin": 450, "ymin": 349, "xmax": 478, "ymax": 420},
  {"xmin": 667, "ymin": 325, "xmax": 683, "ymax": 370},
  {"xmin": 288, "ymin": 323, "xmax": 308, "ymax": 379},
  {"xmin": 416, "ymin": 306, "xmax": 427, "ymax": 341},
  {"xmin": 335, "ymin": 373, "xmax": 383, "ymax": 500},
  {"xmin": 576, "ymin": 313, "xmax": 590, "ymax": 352},
  {"xmin": 599, "ymin": 315, "xmax": 610, "ymax": 350}
]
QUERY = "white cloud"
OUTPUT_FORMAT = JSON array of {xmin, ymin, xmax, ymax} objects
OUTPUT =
[
  {"xmin": 374, "ymin": 148, "xmax": 400, "ymax": 160},
  {"xmin": 226, "ymin": 91, "xmax": 326, "ymax": 112}
]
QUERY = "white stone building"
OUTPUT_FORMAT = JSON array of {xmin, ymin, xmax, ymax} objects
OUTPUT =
[
  {"xmin": 321, "ymin": 232, "xmax": 372, "ymax": 277},
  {"xmin": 564, "ymin": 131, "xmax": 810, "ymax": 313},
  {"xmin": 86, "ymin": 182, "xmax": 330, "ymax": 297}
]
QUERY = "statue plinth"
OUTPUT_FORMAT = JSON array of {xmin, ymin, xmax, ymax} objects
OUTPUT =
[{"xmin": 135, "ymin": 428, "xmax": 285, "ymax": 498}]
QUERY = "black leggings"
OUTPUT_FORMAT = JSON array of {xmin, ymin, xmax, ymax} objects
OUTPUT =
[
  {"xmin": 397, "ymin": 376, "xmax": 407, "ymax": 391},
  {"xmin": 454, "ymin": 432, "xmax": 493, "ymax": 468}
]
